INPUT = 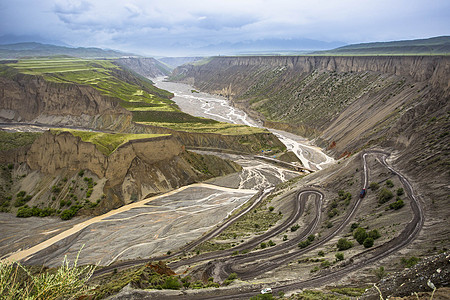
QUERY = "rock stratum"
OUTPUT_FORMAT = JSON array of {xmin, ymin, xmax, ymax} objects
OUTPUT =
[{"xmin": 0, "ymin": 131, "xmax": 241, "ymax": 215}]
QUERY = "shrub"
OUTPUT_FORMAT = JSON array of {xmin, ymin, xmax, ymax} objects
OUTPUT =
[
  {"xmin": 60, "ymin": 205, "xmax": 82, "ymax": 220},
  {"xmin": 298, "ymin": 240, "xmax": 311, "ymax": 249},
  {"xmin": 396, "ymin": 188, "xmax": 404, "ymax": 196},
  {"xmin": 291, "ymin": 224, "xmax": 300, "ymax": 232},
  {"xmin": 162, "ymin": 276, "xmax": 181, "ymax": 290},
  {"xmin": 321, "ymin": 260, "xmax": 331, "ymax": 268},
  {"xmin": 78, "ymin": 170, "xmax": 84, "ymax": 177},
  {"xmin": 389, "ymin": 199, "xmax": 405, "ymax": 210},
  {"xmin": 328, "ymin": 208, "xmax": 339, "ymax": 218},
  {"xmin": 353, "ymin": 227, "xmax": 368, "ymax": 245},
  {"xmin": 307, "ymin": 235, "xmax": 315, "ymax": 242},
  {"xmin": 337, "ymin": 238, "xmax": 353, "ymax": 251},
  {"xmin": 318, "ymin": 250, "xmax": 325, "ymax": 257},
  {"xmin": 373, "ymin": 266, "xmax": 387, "ymax": 280},
  {"xmin": 350, "ymin": 222, "xmax": 359, "ymax": 231},
  {"xmin": 386, "ymin": 180, "xmax": 394, "ymax": 188},
  {"xmin": 260, "ymin": 242, "xmax": 267, "ymax": 249},
  {"xmin": 369, "ymin": 182, "xmax": 379, "ymax": 190},
  {"xmin": 378, "ymin": 188, "xmax": 393, "ymax": 204},
  {"xmin": 283, "ymin": 235, "xmax": 288, "ymax": 241},
  {"xmin": 268, "ymin": 240, "xmax": 276, "ymax": 247},
  {"xmin": 363, "ymin": 237, "xmax": 374, "ymax": 248},
  {"xmin": 368, "ymin": 229, "xmax": 381, "ymax": 240},
  {"xmin": 268, "ymin": 206, "xmax": 274, "ymax": 212},
  {"xmin": 335, "ymin": 252, "xmax": 344, "ymax": 261},
  {"xmin": 401, "ymin": 256, "xmax": 420, "ymax": 268}
]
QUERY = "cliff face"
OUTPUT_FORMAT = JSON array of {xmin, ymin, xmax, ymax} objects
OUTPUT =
[
  {"xmin": 0, "ymin": 73, "xmax": 132, "ymax": 131},
  {"xmin": 2, "ymin": 131, "xmax": 241, "ymax": 213},
  {"xmin": 172, "ymin": 55, "xmax": 450, "ymax": 209},
  {"xmin": 172, "ymin": 55, "xmax": 449, "ymax": 151}
]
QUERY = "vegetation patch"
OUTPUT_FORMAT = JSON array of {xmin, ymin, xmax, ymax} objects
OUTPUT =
[
  {"xmin": 137, "ymin": 121, "xmax": 267, "ymax": 135},
  {"xmin": 0, "ymin": 132, "xmax": 41, "ymax": 151},
  {"xmin": 51, "ymin": 129, "xmax": 169, "ymax": 155}
]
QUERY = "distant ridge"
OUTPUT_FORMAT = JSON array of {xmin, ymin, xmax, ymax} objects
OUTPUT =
[
  {"xmin": 0, "ymin": 42, "xmax": 136, "ymax": 59},
  {"xmin": 313, "ymin": 36, "xmax": 450, "ymax": 55}
]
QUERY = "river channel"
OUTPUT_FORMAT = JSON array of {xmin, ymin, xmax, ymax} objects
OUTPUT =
[{"xmin": 154, "ymin": 78, "xmax": 334, "ymax": 171}]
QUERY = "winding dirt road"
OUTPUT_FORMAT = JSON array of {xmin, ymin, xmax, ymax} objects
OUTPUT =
[{"xmin": 129, "ymin": 150, "xmax": 424, "ymax": 300}]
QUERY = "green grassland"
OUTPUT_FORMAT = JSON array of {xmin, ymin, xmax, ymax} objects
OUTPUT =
[
  {"xmin": 137, "ymin": 121, "xmax": 267, "ymax": 135},
  {"xmin": 0, "ymin": 131, "xmax": 42, "ymax": 151},
  {"xmin": 51, "ymin": 129, "xmax": 169, "ymax": 155}
]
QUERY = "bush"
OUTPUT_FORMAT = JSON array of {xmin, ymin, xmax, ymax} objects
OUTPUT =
[
  {"xmin": 389, "ymin": 199, "xmax": 405, "ymax": 210},
  {"xmin": 307, "ymin": 235, "xmax": 315, "ymax": 242},
  {"xmin": 318, "ymin": 250, "xmax": 325, "ymax": 257},
  {"xmin": 396, "ymin": 188, "xmax": 404, "ymax": 196},
  {"xmin": 321, "ymin": 260, "xmax": 331, "ymax": 268},
  {"xmin": 363, "ymin": 237, "xmax": 374, "ymax": 248},
  {"xmin": 291, "ymin": 224, "xmax": 300, "ymax": 232},
  {"xmin": 283, "ymin": 235, "xmax": 288, "ymax": 241},
  {"xmin": 369, "ymin": 182, "xmax": 379, "ymax": 190},
  {"xmin": 368, "ymin": 229, "xmax": 381, "ymax": 240},
  {"xmin": 350, "ymin": 222, "xmax": 359, "ymax": 231},
  {"xmin": 373, "ymin": 266, "xmax": 387, "ymax": 280},
  {"xmin": 260, "ymin": 242, "xmax": 267, "ymax": 249},
  {"xmin": 335, "ymin": 252, "xmax": 344, "ymax": 261},
  {"xmin": 336, "ymin": 238, "xmax": 353, "ymax": 251},
  {"xmin": 401, "ymin": 256, "xmax": 420, "ymax": 268},
  {"xmin": 386, "ymin": 180, "xmax": 394, "ymax": 188},
  {"xmin": 60, "ymin": 205, "xmax": 82, "ymax": 220},
  {"xmin": 268, "ymin": 206, "xmax": 274, "ymax": 212},
  {"xmin": 78, "ymin": 170, "xmax": 84, "ymax": 177},
  {"xmin": 162, "ymin": 276, "xmax": 181, "ymax": 290},
  {"xmin": 378, "ymin": 188, "xmax": 393, "ymax": 204},
  {"xmin": 353, "ymin": 227, "xmax": 368, "ymax": 245},
  {"xmin": 328, "ymin": 208, "xmax": 339, "ymax": 218},
  {"xmin": 268, "ymin": 240, "xmax": 276, "ymax": 247},
  {"xmin": 298, "ymin": 240, "xmax": 311, "ymax": 248}
]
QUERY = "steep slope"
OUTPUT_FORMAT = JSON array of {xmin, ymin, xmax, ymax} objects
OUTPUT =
[
  {"xmin": 115, "ymin": 57, "xmax": 171, "ymax": 77},
  {"xmin": 0, "ymin": 130, "xmax": 241, "ymax": 217},
  {"xmin": 170, "ymin": 55, "xmax": 450, "ymax": 253}
]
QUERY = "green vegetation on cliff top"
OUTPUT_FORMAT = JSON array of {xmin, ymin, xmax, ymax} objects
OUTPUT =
[
  {"xmin": 0, "ymin": 131, "xmax": 42, "ymax": 151},
  {"xmin": 138, "ymin": 121, "xmax": 267, "ymax": 135},
  {"xmin": 51, "ymin": 129, "xmax": 169, "ymax": 155}
]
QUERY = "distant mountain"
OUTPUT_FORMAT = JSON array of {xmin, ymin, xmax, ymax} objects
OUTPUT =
[
  {"xmin": 313, "ymin": 36, "xmax": 450, "ymax": 55},
  {"xmin": 0, "ymin": 34, "xmax": 71, "ymax": 47},
  {"xmin": 197, "ymin": 38, "xmax": 346, "ymax": 55},
  {"xmin": 158, "ymin": 57, "xmax": 204, "ymax": 69},
  {"xmin": 0, "ymin": 42, "xmax": 136, "ymax": 59}
]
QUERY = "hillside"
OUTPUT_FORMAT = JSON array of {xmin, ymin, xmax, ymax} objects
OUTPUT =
[
  {"xmin": 0, "ymin": 42, "xmax": 135, "ymax": 59},
  {"xmin": 170, "ymin": 55, "xmax": 450, "ymax": 258},
  {"xmin": 115, "ymin": 57, "xmax": 171, "ymax": 77},
  {"xmin": 313, "ymin": 36, "xmax": 450, "ymax": 55},
  {"xmin": 158, "ymin": 57, "xmax": 204, "ymax": 69}
]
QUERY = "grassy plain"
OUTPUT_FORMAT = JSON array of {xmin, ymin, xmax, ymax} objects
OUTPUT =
[
  {"xmin": 51, "ymin": 129, "xmax": 169, "ymax": 155},
  {"xmin": 137, "ymin": 121, "xmax": 267, "ymax": 135}
]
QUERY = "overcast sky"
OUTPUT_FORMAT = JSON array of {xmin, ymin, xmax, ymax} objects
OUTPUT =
[{"xmin": 0, "ymin": 0, "xmax": 449, "ymax": 56}]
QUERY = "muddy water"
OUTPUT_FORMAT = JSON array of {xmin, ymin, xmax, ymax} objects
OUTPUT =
[{"xmin": 154, "ymin": 78, "xmax": 334, "ymax": 170}]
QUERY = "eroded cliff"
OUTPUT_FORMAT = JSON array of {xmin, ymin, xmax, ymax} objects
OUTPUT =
[{"xmin": 0, "ymin": 131, "xmax": 241, "ymax": 216}]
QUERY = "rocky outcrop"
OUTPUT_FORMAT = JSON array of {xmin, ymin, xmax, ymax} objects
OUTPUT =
[
  {"xmin": 4, "ymin": 131, "xmax": 241, "ymax": 210},
  {"xmin": 0, "ymin": 72, "xmax": 132, "ymax": 131}
]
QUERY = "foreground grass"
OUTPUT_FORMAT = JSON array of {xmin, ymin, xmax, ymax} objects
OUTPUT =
[
  {"xmin": 51, "ymin": 129, "xmax": 169, "ymax": 155},
  {"xmin": 0, "ymin": 250, "xmax": 95, "ymax": 300}
]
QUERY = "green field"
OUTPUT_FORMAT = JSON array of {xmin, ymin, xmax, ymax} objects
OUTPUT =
[
  {"xmin": 137, "ymin": 121, "xmax": 267, "ymax": 135},
  {"xmin": 51, "ymin": 129, "xmax": 169, "ymax": 155},
  {"xmin": 5, "ymin": 58, "xmax": 178, "ymax": 117}
]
